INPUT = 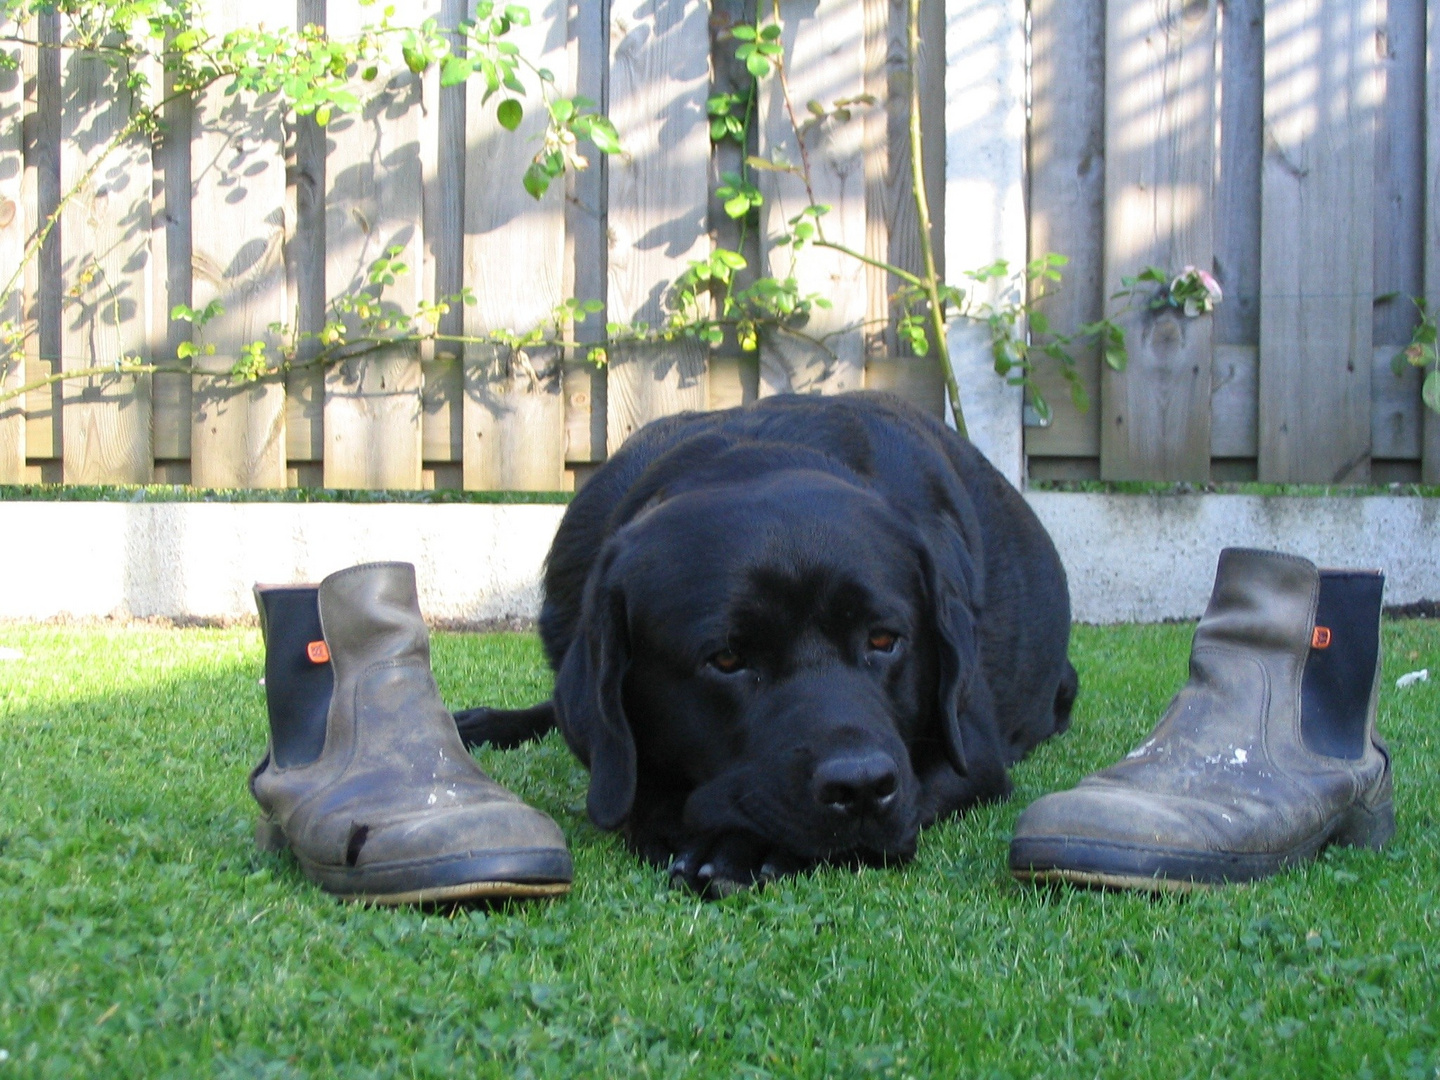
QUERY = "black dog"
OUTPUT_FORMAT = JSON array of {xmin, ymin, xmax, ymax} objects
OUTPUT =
[{"xmin": 456, "ymin": 392, "xmax": 1076, "ymax": 894}]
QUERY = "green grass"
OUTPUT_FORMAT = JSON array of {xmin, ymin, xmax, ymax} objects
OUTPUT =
[{"xmin": 1, "ymin": 622, "xmax": 1437, "ymax": 1078}]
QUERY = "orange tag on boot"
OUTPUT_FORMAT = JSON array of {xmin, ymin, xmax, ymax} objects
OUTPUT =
[
  {"xmin": 306, "ymin": 640, "xmax": 331, "ymax": 663},
  {"xmin": 1311, "ymin": 626, "xmax": 1332, "ymax": 649}
]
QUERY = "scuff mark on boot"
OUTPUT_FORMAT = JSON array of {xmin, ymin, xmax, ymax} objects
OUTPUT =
[{"xmin": 345, "ymin": 824, "xmax": 370, "ymax": 867}]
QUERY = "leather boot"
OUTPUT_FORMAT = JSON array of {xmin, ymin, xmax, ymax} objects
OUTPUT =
[
  {"xmin": 251, "ymin": 562, "xmax": 573, "ymax": 904},
  {"xmin": 1009, "ymin": 547, "xmax": 1394, "ymax": 891}
]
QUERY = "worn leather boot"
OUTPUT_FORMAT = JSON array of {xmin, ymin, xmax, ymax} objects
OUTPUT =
[
  {"xmin": 251, "ymin": 563, "xmax": 573, "ymax": 904},
  {"xmin": 1010, "ymin": 548, "xmax": 1393, "ymax": 891}
]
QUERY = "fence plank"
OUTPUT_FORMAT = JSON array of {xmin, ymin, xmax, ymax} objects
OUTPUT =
[
  {"xmin": 1214, "ymin": 0, "xmax": 1264, "ymax": 350},
  {"xmin": 0, "ymin": 35, "xmax": 22, "ymax": 480},
  {"xmin": 1100, "ymin": 0, "xmax": 1215, "ymax": 482},
  {"xmin": 59, "ymin": 42, "xmax": 153, "ymax": 484},
  {"xmin": 1259, "ymin": 0, "xmax": 1377, "ymax": 482},
  {"xmin": 757, "ymin": 0, "xmax": 867, "ymax": 398},
  {"xmin": 1211, "ymin": 344, "xmax": 1258, "ymax": 457},
  {"xmin": 22, "ymin": 12, "xmax": 59, "ymax": 469},
  {"xmin": 1425, "ymin": 0, "xmax": 1440, "ymax": 481},
  {"xmin": 321, "ymin": 2, "xmax": 431, "ymax": 489},
  {"xmin": 1025, "ymin": 0, "xmax": 1105, "ymax": 459},
  {"xmin": 605, "ymin": 0, "xmax": 709, "ymax": 451},
  {"xmin": 461, "ymin": 0, "xmax": 569, "ymax": 491},
  {"xmin": 421, "ymin": 0, "xmax": 466, "ymax": 469},
  {"xmin": 153, "ymin": 59, "xmax": 191, "ymax": 465},
  {"xmin": 1374, "ymin": 0, "xmax": 1425, "ymax": 355},
  {"xmin": 188, "ymin": 0, "xmax": 288, "ymax": 488},
  {"xmin": 285, "ymin": 0, "xmax": 325, "ymax": 472}
]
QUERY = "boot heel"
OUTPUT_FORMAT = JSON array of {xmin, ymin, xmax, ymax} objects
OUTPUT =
[
  {"xmin": 1331, "ymin": 800, "xmax": 1395, "ymax": 851},
  {"xmin": 255, "ymin": 815, "xmax": 289, "ymax": 853}
]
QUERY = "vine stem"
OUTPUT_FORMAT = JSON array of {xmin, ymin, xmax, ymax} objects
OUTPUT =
[{"xmin": 906, "ymin": 0, "xmax": 965, "ymax": 436}]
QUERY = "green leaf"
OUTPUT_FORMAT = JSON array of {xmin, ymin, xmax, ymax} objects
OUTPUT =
[
  {"xmin": 1029, "ymin": 311, "xmax": 1050, "ymax": 335},
  {"xmin": 1425, "ymin": 369, "xmax": 1440, "ymax": 414},
  {"xmin": 746, "ymin": 52, "xmax": 771, "ymax": 78},
  {"xmin": 714, "ymin": 249, "xmax": 747, "ymax": 270},
  {"xmin": 402, "ymin": 44, "xmax": 427, "ymax": 74},
  {"xmin": 439, "ymin": 56, "xmax": 472, "ymax": 86},
  {"xmin": 497, "ymin": 98, "xmax": 523, "ymax": 131},
  {"xmin": 504, "ymin": 4, "xmax": 531, "ymax": 25},
  {"xmin": 730, "ymin": 24, "xmax": 757, "ymax": 40},
  {"xmin": 724, "ymin": 195, "xmax": 751, "ymax": 219},
  {"xmin": 585, "ymin": 118, "xmax": 621, "ymax": 155},
  {"xmin": 522, "ymin": 162, "xmax": 551, "ymax": 199},
  {"xmin": 549, "ymin": 98, "xmax": 575, "ymax": 123}
]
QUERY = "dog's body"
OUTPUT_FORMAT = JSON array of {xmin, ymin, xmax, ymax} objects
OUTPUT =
[{"xmin": 457, "ymin": 392, "xmax": 1076, "ymax": 893}]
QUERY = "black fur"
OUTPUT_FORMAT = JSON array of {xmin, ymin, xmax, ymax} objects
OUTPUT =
[{"xmin": 455, "ymin": 392, "xmax": 1077, "ymax": 895}]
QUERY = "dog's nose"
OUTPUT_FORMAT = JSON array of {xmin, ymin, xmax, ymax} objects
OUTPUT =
[{"xmin": 812, "ymin": 753, "xmax": 900, "ymax": 816}]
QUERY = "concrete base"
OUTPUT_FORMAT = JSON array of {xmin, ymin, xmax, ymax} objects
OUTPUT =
[{"xmin": 2, "ymin": 494, "xmax": 1437, "ymax": 625}]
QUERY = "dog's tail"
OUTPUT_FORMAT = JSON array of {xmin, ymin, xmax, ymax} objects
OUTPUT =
[
  {"xmin": 1052, "ymin": 660, "xmax": 1079, "ymax": 736},
  {"xmin": 453, "ymin": 701, "xmax": 557, "ymax": 750}
]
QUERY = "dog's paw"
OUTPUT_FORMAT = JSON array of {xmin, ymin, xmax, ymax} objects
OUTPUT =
[{"xmin": 666, "ymin": 833, "xmax": 811, "ymax": 898}]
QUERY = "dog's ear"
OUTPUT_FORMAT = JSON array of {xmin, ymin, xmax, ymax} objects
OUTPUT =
[
  {"xmin": 919, "ymin": 535, "xmax": 979, "ymax": 777},
  {"xmin": 553, "ymin": 550, "xmax": 636, "ymax": 830}
]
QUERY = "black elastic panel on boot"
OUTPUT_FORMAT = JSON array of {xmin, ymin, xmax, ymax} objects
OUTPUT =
[
  {"xmin": 258, "ymin": 587, "xmax": 333, "ymax": 768},
  {"xmin": 1301, "ymin": 571, "xmax": 1384, "ymax": 760}
]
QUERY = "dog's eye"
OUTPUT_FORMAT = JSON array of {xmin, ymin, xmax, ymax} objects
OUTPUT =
[
  {"xmin": 709, "ymin": 648, "xmax": 745, "ymax": 674},
  {"xmin": 867, "ymin": 631, "xmax": 899, "ymax": 653}
]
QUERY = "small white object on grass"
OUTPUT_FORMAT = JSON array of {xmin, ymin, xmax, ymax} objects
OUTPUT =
[
  {"xmin": 1396, "ymin": 669, "xmax": 1429, "ymax": 689},
  {"xmin": 0, "ymin": 647, "xmax": 21, "ymax": 662}
]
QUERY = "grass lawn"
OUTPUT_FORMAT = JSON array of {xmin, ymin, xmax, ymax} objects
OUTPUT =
[{"xmin": 1, "ymin": 620, "xmax": 1437, "ymax": 1079}]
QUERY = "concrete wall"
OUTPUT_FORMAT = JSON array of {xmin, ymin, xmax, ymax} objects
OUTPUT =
[{"xmin": 3, "ymin": 494, "xmax": 1437, "ymax": 625}]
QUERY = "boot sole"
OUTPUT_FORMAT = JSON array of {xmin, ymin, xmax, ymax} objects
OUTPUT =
[
  {"xmin": 1009, "ymin": 798, "xmax": 1395, "ymax": 893},
  {"xmin": 257, "ymin": 816, "xmax": 573, "ymax": 905}
]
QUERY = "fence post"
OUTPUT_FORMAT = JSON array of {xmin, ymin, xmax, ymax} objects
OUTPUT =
[
  {"xmin": 944, "ymin": 0, "xmax": 1026, "ymax": 488},
  {"xmin": 0, "ymin": 33, "xmax": 21, "ymax": 482}
]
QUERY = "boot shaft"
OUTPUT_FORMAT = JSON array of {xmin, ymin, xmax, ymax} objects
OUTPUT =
[{"xmin": 254, "ymin": 584, "xmax": 332, "ymax": 769}]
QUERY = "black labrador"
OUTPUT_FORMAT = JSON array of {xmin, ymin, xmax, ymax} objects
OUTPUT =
[{"xmin": 455, "ymin": 392, "xmax": 1077, "ymax": 895}]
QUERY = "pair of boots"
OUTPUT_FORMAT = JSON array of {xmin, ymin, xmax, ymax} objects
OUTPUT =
[
  {"xmin": 1010, "ymin": 547, "xmax": 1395, "ymax": 891},
  {"xmin": 250, "ymin": 563, "xmax": 571, "ymax": 905}
]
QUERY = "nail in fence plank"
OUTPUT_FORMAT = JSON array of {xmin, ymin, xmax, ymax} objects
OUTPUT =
[
  {"xmin": 1259, "ymin": 0, "xmax": 1377, "ymax": 483},
  {"xmin": 59, "ymin": 39, "xmax": 153, "ymax": 484},
  {"xmin": 757, "ymin": 0, "xmax": 866, "ymax": 398},
  {"xmin": 321, "ymin": 2, "xmax": 432, "ymax": 490},
  {"xmin": 1025, "ymin": 0, "xmax": 1105, "ymax": 460},
  {"xmin": 1424, "ymin": 0, "xmax": 1440, "ymax": 481},
  {"xmin": 188, "ymin": 0, "xmax": 289, "ymax": 488},
  {"xmin": 605, "ymin": 0, "xmax": 709, "ymax": 451},
  {"xmin": 0, "ymin": 34, "xmax": 22, "ymax": 480},
  {"xmin": 461, "ymin": 0, "xmax": 569, "ymax": 491},
  {"xmin": 22, "ymin": 13, "xmax": 59, "ymax": 470},
  {"xmin": 1100, "ymin": 0, "xmax": 1215, "ymax": 483}
]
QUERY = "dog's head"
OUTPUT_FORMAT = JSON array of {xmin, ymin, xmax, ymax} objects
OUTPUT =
[{"xmin": 554, "ymin": 445, "xmax": 985, "ymax": 865}]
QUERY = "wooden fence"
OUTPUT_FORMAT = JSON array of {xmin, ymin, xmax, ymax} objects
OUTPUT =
[
  {"xmin": 1026, "ymin": 0, "xmax": 1439, "ymax": 485},
  {"xmin": 1, "ymin": 0, "xmax": 1437, "ymax": 490},
  {"xmin": 0, "ymin": 0, "xmax": 947, "ymax": 491}
]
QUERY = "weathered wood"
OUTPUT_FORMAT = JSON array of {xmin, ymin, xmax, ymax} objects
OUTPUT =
[
  {"xmin": 1214, "ymin": 0, "xmax": 1263, "ymax": 348},
  {"xmin": 1427, "ymin": 0, "xmax": 1440, "ymax": 481},
  {"xmin": 756, "ymin": 0, "xmax": 866, "ymax": 398},
  {"xmin": 461, "ymin": 0, "xmax": 568, "ymax": 491},
  {"xmin": 1024, "ymin": 0, "xmax": 1105, "ymax": 460},
  {"xmin": 1211, "ymin": 344, "xmax": 1258, "ymax": 457},
  {"xmin": 0, "ymin": 35, "xmax": 23, "ymax": 480},
  {"xmin": 1259, "ymin": 0, "xmax": 1377, "ymax": 482},
  {"xmin": 1373, "ymin": 345, "xmax": 1423, "ymax": 459},
  {"xmin": 563, "ymin": 0, "xmax": 609, "ymax": 463},
  {"xmin": 944, "ymin": 0, "xmax": 1026, "ymax": 484},
  {"xmin": 421, "ymin": 0, "xmax": 465, "ymax": 467},
  {"xmin": 189, "ymin": 0, "xmax": 288, "ymax": 488},
  {"xmin": 59, "ymin": 40, "xmax": 153, "ymax": 484},
  {"xmin": 606, "ymin": 0, "xmax": 709, "ymax": 450},
  {"xmin": 862, "ymin": 0, "xmax": 888, "ymax": 360},
  {"xmin": 286, "ymin": 0, "xmax": 326, "ymax": 470},
  {"xmin": 1100, "ymin": 0, "xmax": 1215, "ymax": 483},
  {"xmin": 1374, "ymin": 0, "xmax": 1425, "ymax": 352},
  {"xmin": 153, "ymin": 57, "xmax": 191, "ymax": 463},
  {"xmin": 21, "ymin": 11, "xmax": 59, "ymax": 465},
  {"xmin": 321, "ymin": 1, "xmax": 432, "ymax": 489}
]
